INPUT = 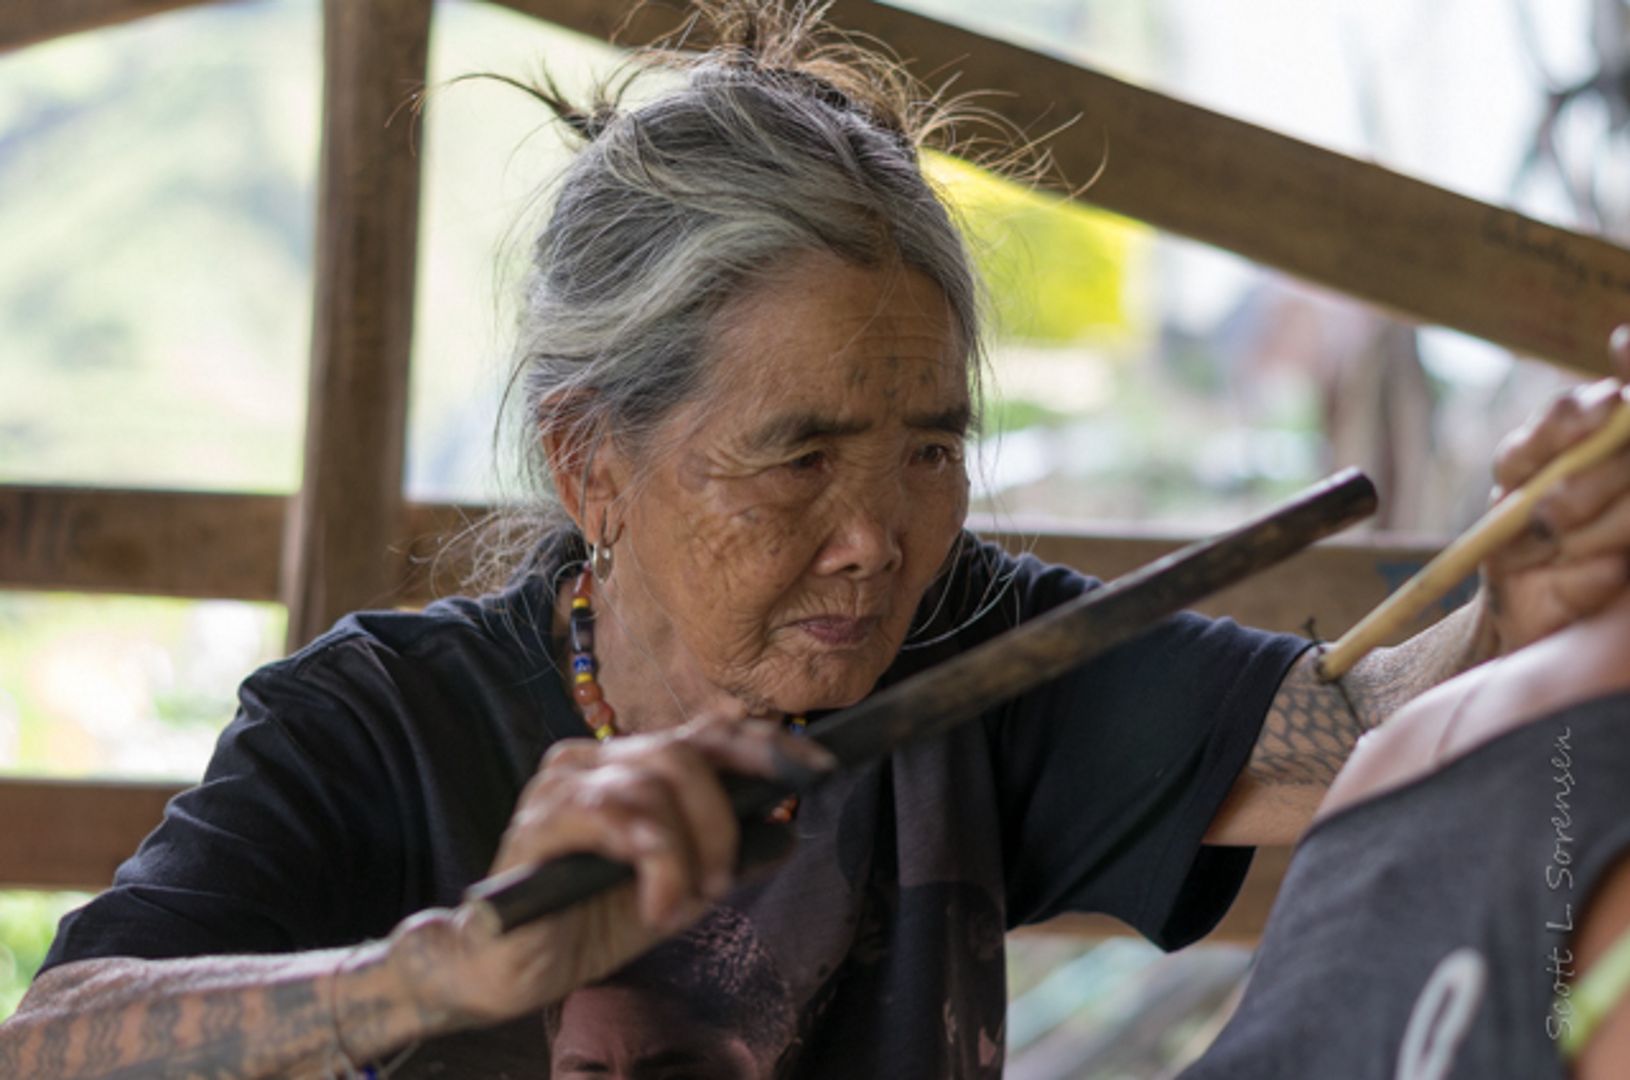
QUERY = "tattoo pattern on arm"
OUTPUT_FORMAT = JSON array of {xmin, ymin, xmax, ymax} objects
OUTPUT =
[
  {"xmin": 139, "ymin": 996, "xmax": 183, "ymax": 1062},
  {"xmin": 36, "ymin": 1017, "xmax": 70, "ymax": 1075},
  {"xmin": 82, "ymin": 1008, "xmax": 122, "ymax": 1072},
  {"xmin": 1250, "ymin": 608, "xmax": 1483, "ymax": 787},
  {"xmin": 197, "ymin": 990, "xmax": 243, "ymax": 1046},
  {"xmin": 1249, "ymin": 658, "xmax": 1368, "ymax": 785}
]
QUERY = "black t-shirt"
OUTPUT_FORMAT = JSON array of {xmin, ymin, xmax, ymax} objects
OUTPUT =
[
  {"xmin": 42, "ymin": 536, "xmax": 1305, "ymax": 1077},
  {"xmin": 1180, "ymin": 693, "xmax": 1630, "ymax": 1080}
]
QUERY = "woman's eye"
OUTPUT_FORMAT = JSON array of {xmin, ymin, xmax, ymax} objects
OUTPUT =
[
  {"xmin": 913, "ymin": 443, "xmax": 961, "ymax": 467},
  {"xmin": 786, "ymin": 450, "xmax": 827, "ymax": 472}
]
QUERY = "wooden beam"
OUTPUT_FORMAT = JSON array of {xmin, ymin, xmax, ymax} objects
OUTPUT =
[
  {"xmin": 489, "ymin": 0, "xmax": 1630, "ymax": 377},
  {"xmin": 0, "ymin": 778, "xmax": 184, "ymax": 891},
  {"xmin": 0, "ymin": 486, "xmax": 285, "ymax": 602},
  {"xmin": 0, "ymin": 770, "xmax": 1286, "ymax": 939},
  {"xmin": 283, "ymin": 0, "xmax": 433, "ymax": 650},
  {"xmin": 0, "ymin": 486, "xmax": 1465, "ymax": 646},
  {"xmin": 0, "ymin": 0, "xmax": 210, "ymax": 53}
]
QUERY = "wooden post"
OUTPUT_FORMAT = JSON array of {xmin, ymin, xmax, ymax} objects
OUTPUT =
[{"xmin": 282, "ymin": 0, "xmax": 432, "ymax": 650}]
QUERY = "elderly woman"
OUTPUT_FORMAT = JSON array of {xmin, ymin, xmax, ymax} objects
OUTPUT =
[{"xmin": 6, "ymin": 3, "xmax": 1630, "ymax": 1077}]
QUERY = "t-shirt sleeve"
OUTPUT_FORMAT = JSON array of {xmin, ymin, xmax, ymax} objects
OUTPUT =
[
  {"xmin": 39, "ymin": 638, "xmax": 405, "ymax": 973},
  {"xmin": 990, "ymin": 554, "xmax": 1309, "ymax": 948}
]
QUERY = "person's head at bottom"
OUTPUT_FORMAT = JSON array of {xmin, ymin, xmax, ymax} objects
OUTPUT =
[{"xmin": 544, "ymin": 907, "xmax": 796, "ymax": 1080}]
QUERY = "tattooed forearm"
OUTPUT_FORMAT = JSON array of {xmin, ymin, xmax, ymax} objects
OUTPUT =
[
  {"xmin": 1248, "ymin": 654, "xmax": 1368, "ymax": 785},
  {"xmin": 0, "ymin": 943, "xmax": 440, "ymax": 1080},
  {"xmin": 36, "ymin": 1016, "xmax": 70, "ymax": 1073},
  {"xmin": 80, "ymin": 1008, "xmax": 121, "ymax": 1071},
  {"xmin": 1249, "ymin": 603, "xmax": 1488, "ymax": 786},
  {"xmin": 196, "ymin": 989, "xmax": 242, "ymax": 1046},
  {"xmin": 139, "ymin": 997, "xmax": 183, "ymax": 1060}
]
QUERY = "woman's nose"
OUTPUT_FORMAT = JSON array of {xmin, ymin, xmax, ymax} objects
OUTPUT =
[{"xmin": 812, "ymin": 485, "xmax": 904, "ymax": 580}]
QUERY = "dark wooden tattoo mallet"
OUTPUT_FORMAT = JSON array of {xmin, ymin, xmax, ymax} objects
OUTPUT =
[{"xmin": 464, "ymin": 467, "xmax": 1379, "ymax": 935}]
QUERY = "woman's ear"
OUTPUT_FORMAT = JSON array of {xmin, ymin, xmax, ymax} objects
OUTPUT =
[{"xmin": 540, "ymin": 406, "xmax": 628, "ymax": 541}]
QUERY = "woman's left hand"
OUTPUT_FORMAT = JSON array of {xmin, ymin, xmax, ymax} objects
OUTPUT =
[{"xmin": 1479, "ymin": 326, "xmax": 1630, "ymax": 657}]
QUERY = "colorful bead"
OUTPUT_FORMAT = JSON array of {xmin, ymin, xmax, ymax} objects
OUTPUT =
[
  {"xmin": 582, "ymin": 697, "xmax": 614, "ymax": 733},
  {"xmin": 563, "ymin": 565, "xmax": 814, "ymax": 822}
]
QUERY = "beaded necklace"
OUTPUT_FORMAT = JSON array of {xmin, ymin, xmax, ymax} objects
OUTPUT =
[{"xmin": 566, "ymin": 566, "xmax": 807, "ymax": 823}]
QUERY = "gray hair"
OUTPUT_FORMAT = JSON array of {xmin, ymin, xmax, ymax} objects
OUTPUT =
[{"xmin": 477, "ymin": 3, "xmax": 989, "ymax": 586}]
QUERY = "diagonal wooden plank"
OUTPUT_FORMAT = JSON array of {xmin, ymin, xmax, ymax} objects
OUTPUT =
[
  {"xmin": 283, "ymin": 0, "xmax": 434, "ymax": 650},
  {"xmin": 488, "ymin": 0, "xmax": 1630, "ymax": 377},
  {"xmin": 0, "ymin": 0, "xmax": 212, "ymax": 53}
]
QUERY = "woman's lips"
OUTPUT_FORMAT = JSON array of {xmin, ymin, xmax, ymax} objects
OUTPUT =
[{"xmin": 794, "ymin": 616, "xmax": 879, "ymax": 646}]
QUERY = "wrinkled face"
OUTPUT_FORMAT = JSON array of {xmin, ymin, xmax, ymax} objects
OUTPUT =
[{"xmin": 603, "ymin": 253, "xmax": 971, "ymax": 716}]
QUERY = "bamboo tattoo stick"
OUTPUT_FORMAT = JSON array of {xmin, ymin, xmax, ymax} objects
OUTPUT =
[
  {"xmin": 463, "ymin": 468, "xmax": 1379, "ymax": 935},
  {"xmin": 1317, "ymin": 394, "xmax": 1630, "ymax": 681}
]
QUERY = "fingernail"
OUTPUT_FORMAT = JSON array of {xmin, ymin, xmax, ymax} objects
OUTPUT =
[
  {"xmin": 1585, "ymin": 379, "xmax": 1621, "ymax": 409},
  {"xmin": 1611, "ymin": 324, "xmax": 1630, "ymax": 357}
]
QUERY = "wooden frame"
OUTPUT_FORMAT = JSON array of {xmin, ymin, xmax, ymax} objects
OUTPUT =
[
  {"xmin": 0, "ymin": 485, "xmax": 1465, "ymax": 640},
  {"xmin": 0, "ymin": 0, "xmax": 208, "ymax": 53},
  {"xmin": 0, "ymin": 0, "xmax": 1617, "ymax": 944},
  {"xmin": 283, "ymin": 0, "xmax": 433, "ymax": 647},
  {"xmin": 0, "ymin": 779, "xmax": 184, "ymax": 892},
  {"xmin": 494, "ymin": 0, "xmax": 1630, "ymax": 377},
  {"xmin": 0, "ymin": 481, "xmax": 1450, "ymax": 944}
]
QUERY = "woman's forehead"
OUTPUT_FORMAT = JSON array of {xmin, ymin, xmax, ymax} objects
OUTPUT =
[{"xmin": 705, "ymin": 254, "xmax": 968, "ymax": 408}]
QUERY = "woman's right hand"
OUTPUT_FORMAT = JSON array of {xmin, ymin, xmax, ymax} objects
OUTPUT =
[{"xmin": 381, "ymin": 715, "xmax": 834, "ymax": 1031}]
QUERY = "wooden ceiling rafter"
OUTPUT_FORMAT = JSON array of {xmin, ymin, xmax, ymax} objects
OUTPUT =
[
  {"xmin": 491, "ymin": 0, "xmax": 1630, "ymax": 377},
  {"xmin": 0, "ymin": 0, "xmax": 211, "ymax": 54}
]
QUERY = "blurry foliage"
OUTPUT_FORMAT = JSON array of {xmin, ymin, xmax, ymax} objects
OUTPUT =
[
  {"xmin": 0, "ymin": 0, "xmax": 319, "ymax": 493},
  {"xmin": 928, "ymin": 152, "xmax": 1141, "ymax": 345},
  {"xmin": 0, "ymin": 892, "xmax": 85, "ymax": 1020},
  {"xmin": 0, "ymin": 592, "xmax": 284, "ymax": 779}
]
